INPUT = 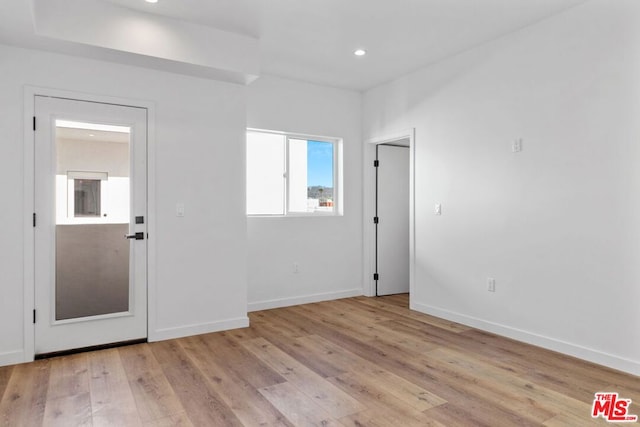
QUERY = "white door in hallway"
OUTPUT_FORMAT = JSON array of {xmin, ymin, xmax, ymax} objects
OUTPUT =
[
  {"xmin": 376, "ymin": 144, "xmax": 410, "ymax": 296},
  {"xmin": 34, "ymin": 96, "xmax": 148, "ymax": 354}
]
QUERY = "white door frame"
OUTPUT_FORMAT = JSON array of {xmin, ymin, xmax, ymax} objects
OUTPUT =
[
  {"xmin": 363, "ymin": 129, "xmax": 415, "ymax": 303},
  {"xmin": 23, "ymin": 86, "xmax": 157, "ymax": 362}
]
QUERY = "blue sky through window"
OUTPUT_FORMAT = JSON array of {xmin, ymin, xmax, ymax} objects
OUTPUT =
[{"xmin": 307, "ymin": 140, "xmax": 333, "ymax": 187}]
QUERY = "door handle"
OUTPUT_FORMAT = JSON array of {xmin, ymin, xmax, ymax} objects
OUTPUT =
[{"xmin": 125, "ymin": 232, "xmax": 144, "ymax": 240}]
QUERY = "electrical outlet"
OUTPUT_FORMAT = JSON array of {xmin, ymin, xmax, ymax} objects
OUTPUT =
[
  {"xmin": 487, "ymin": 277, "xmax": 496, "ymax": 292},
  {"xmin": 293, "ymin": 263, "xmax": 299, "ymax": 274},
  {"xmin": 434, "ymin": 204, "xmax": 442, "ymax": 215}
]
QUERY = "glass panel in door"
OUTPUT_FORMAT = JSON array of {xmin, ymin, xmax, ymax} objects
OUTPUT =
[{"xmin": 54, "ymin": 120, "xmax": 131, "ymax": 320}]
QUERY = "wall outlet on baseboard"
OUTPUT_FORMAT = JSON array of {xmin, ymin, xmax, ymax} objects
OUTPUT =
[{"xmin": 487, "ymin": 277, "xmax": 496, "ymax": 292}]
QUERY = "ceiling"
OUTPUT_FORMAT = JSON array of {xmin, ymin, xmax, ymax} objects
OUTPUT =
[
  {"xmin": 0, "ymin": 0, "xmax": 587, "ymax": 91},
  {"xmin": 57, "ymin": 126, "xmax": 130, "ymax": 144}
]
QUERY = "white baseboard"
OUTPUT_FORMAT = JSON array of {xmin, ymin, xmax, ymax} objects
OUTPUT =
[
  {"xmin": 0, "ymin": 350, "xmax": 26, "ymax": 367},
  {"xmin": 412, "ymin": 302, "xmax": 640, "ymax": 377},
  {"xmin": 149, "ymin": 316, "xmax": 250, "ymax": 342},
  {"xmin": 248, "ymin": 288, "xmax": 363, "ymax": 312}
]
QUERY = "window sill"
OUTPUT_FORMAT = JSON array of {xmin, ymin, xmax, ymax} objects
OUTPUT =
[{"xmin": 247, "ymin": 212, "xmax": 343, "ymax": 218}]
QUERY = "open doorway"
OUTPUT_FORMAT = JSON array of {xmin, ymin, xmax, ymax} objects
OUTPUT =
[
  {"xmin": 364, "ymin": 129, "xmax": 415, "ymax": 300},
  {"xmin": 375, "ymin": 142, "xmax": 410, "ymax": 296}
]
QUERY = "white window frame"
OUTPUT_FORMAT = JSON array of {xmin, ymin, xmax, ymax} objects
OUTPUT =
[
  {"xmin": 247, "ymin": 129, "xmax": 343, "ymax": 217},
  {"xmin": 66, "ymin": 170, "xmax": 108, "ymax": 221}
]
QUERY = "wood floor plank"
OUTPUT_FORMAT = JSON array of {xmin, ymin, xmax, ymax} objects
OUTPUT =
[
  {"xmin": 259, "ymin": 382, "xmax": 345, "ymax": 427},
  {"xmin": 339, "ymin": 408, "xmax": 442, "ymax": 427},
  {"xmin": 325, "ymin": 298, "xmax": 394, "ymax": 323},
  {"xmin": 2, "ymin": 295, "xmax": 638, "ymax": 426},
  {"xmin": 46, "ymin": 353, "xmax": 90, "ymax": 400},
  {"xmin": 249, "ymin": 311, "xmax": 347, "ymax": 378},
  {"xmin": 377, "ymin": 317, "xmax": 475, "ymax": 351},
  {"xmin": 252, "ymin": 309, "xmax": 313, "ymax": 338},
  {"xmin": 195, "ymin": 331, "xmax": 287, "ymax": 390},
  {"xmin": 42, "ymin": 353, "xmax": 92, "ymax": 427},
  {"xmin": 141, "ymin": 412, "xmax": 193, "ymax": 427},
  {"xmin": 375, "ymin": 315, "xmax": 579, "ymax": 392},
  {"xmin": 242, "ymin": 337, "xmax": 366, "ymax": 419},
  {"xmin": 458, "ymin": 328, "xmax": 639, "ymax": 404},
  {"xmin": 382, "ymin": 294, "xmax": 411, "ymax": 307},
  {"xmin": 424, "ymin": 346, "xmax": 604, "ymax": 423},
  {"xmin": 328, "ymin": 373, "xmax": 445, "ymax": 427},
  {"xmin": 353, "ymin": 296, "xmax": 471, "ymax": 333},
  {"xmin": 220, "ymin": 325, "xmax": 263, "ymax": 342},
  {"xmin": 42, "ymin": 392, "xmax": 92, "ymax": 427},
  {"xmin": 118, "ymin": 344, "xmax": 187, "ymax": 423},
  {"xmin": 423, "ymin": 402, "xmax": 496, "ymax": 427},
  {"xmin": 543, "ymin": 412, "xmax": 609, "ymax": 426},
  {"xmin": 282, "ymin": 304, "xmax": 541, "ymax": 426},
  {"xmin": 150, "ymin": 340, "xmax": 244, "ymax": 427},
  {"xmin": 289, "ymin": 302, "xmax": 438, "ymax": 355},
  {"xmin": 600, "ymin": 383, "xmax": 640, "ymax": 416},
  {"xmin": 0, "ymin": 365, "xmax": 13, "ymax": 403},
  {"xmin": 413, "ymin": 349, "xmax": 554, "ymax": 425},
  {"xmin": 88, "ymin": 348, "xmax": 141, "ymax": 427},
  {"xmin": 0, "ymin": 360, "xmax": 50, "ymax": 427},
  {"xmin": 180, "ymin": 335, "xmax": 293, "ymax": 426},
  {"xmin": 297, "ymin": 334, "xmax": 446, "ymax": 411}
]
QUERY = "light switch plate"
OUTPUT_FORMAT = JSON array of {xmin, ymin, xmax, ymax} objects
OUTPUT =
[{"xmin": 512, "ymin": 138, "xmax": 523, "ymax": 153}]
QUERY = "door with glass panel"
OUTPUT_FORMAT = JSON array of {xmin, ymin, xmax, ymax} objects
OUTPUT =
[{"xmin": 34, "ymin": 96, "xmax": 147, "ymax": 355}]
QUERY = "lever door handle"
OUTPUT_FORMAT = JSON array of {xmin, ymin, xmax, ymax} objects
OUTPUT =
[{"xmin": 125, "ymin": 232, "xmax": 144, "ymax": 240}]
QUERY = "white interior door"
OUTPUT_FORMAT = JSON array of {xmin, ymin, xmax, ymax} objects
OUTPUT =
[
  {"xmin": 34, "ymin": 96, "xmax": 147, "ymax": 355},
  {"xmin": 376, "ymin": 144, "xmax": 410, "ymax": 296}
]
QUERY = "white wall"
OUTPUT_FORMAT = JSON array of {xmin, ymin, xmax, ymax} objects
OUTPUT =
[
  {"xmin": 247, "ymin": 75, "xmax": 363, "ymax": 310},
  {"xmin": 0, "ymin": 44, "xmax": 248, "ymax": 365},
  {"xmin": 31, "ymin": 0, "xmax": 260, "ymax": 84},
  {"xmin": 363, "ymin": 0, "xmax": 640, "ymax": 376}
]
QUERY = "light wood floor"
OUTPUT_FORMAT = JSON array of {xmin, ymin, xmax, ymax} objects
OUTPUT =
[{"xmin": 0, "ymin": 295, "xmax": 638, "ymax": 426}]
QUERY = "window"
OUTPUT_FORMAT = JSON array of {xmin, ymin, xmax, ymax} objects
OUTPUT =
[
  {"xmin": 65, "ymin": 171, "xmax": 109, "ymax": 220},
  {"xmin": 74, "ymin": 179, "xmax": 101, "ymax": 217},
  {"xmin": 247, "ymin": 130, "xmax": 341, "ymax": 216}
]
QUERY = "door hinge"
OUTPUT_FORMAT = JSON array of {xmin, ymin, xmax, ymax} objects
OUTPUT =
[
  {"xmin": 33, "ymin": 213, "xmax": 36, "ymax": 227},
  {"xmin": 373, "ymin": 216, "xmax": 379, "ymax": 224},
  {"xmin": 373, "ymin": 273, "xmax": 379, "ymax": 281},
  {"xmin": 33, "ymin": 116, "xmax": 36, "ymax": 131},
  {"xmin": 33, "ymin": 309, "xmax": 36, "ymax": 324},
  {"xmin": 373, "ymin": 160, "xmax": 379, "ymax": 167}
]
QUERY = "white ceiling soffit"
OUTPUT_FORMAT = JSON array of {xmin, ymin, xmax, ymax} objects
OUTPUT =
[
  {"xmin": 0, "ymin": 0, "xmax": 588, "ymax": 90},
  {"xmin": 29, "ymin": 0, "xmax": 260, "ymax": 84}
]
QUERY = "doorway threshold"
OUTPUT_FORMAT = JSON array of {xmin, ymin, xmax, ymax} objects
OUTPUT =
[{"xmin": 35, "ymin": 338, "xmax": 147, "ymax": 360}]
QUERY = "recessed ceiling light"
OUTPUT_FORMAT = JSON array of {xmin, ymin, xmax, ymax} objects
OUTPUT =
[
  {"xmin": 145, "ymin": 0, "xmax": 158, "ymax": 3},
  {"xmin": 89, "ymin": 133, "xmax": 95, "ymax": 137},
  {"xmin": 354, "ymin": 49, "xmax": 367, "ymax": 56}
]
